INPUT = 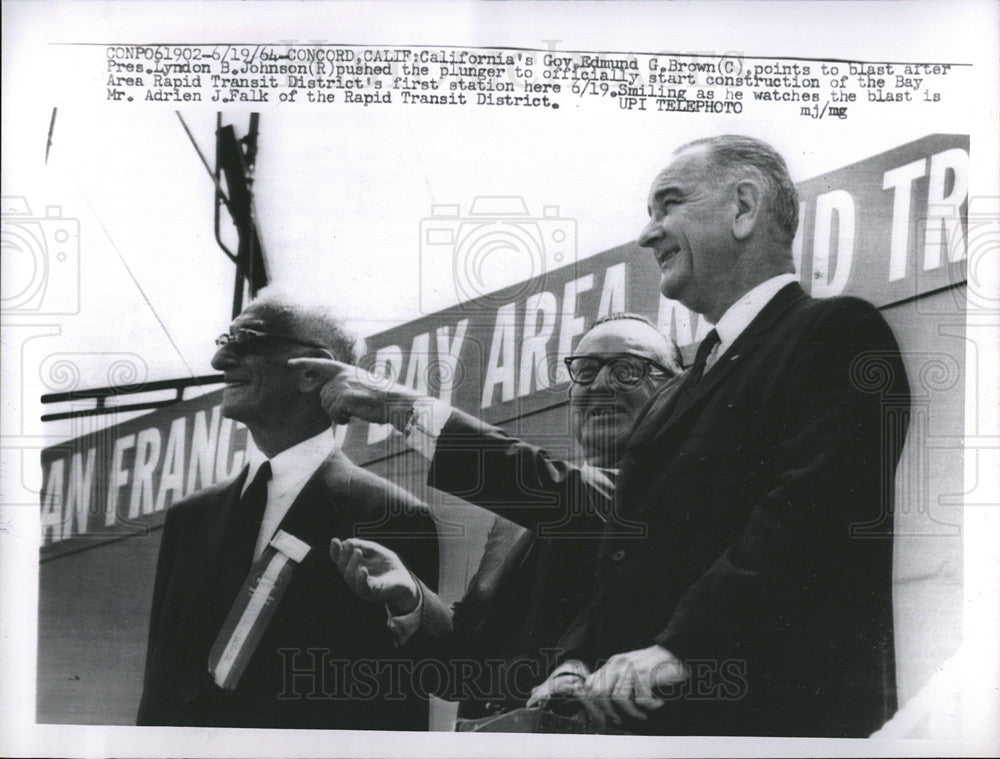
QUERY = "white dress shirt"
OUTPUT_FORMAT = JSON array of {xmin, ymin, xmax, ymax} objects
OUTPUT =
[
  {"xmin": 403, "ymin": 397, "xmax": 458, "ymax": 461},
  {"xmin": 243, "ymin": 428, "xmax": 422, "ymax": 642}
]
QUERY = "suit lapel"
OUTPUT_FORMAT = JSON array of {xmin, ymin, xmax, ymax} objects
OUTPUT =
[{"xmin": 627, "ymin": 283, "xmax": 808, "ymax": 459}]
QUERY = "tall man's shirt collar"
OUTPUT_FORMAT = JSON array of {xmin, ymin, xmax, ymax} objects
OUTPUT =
[{"xmin": 711, "ymin": 273, "xmax": 798, "ymax": 358}]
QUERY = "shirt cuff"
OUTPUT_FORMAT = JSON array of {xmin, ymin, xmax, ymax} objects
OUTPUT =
[
  {"xmin": 549, "ymin": 659, "xmax": 589, "ymax": 680},
  {"xmin": 385, "ymin": 577, "xmax": 423, "ymax": 645},
  {"xmin": 403, "ymin": 397, "xmax": 452, "ymax": 461}
]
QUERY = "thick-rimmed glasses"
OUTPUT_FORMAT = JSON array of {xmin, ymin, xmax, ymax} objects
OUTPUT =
[{"xmin": 564, "ymin": 353, "xmax": 674, "ymax": 387}]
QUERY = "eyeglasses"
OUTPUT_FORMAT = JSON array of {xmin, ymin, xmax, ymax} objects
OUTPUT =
[
  {"xmin": 564, "ymin": 353, "xmax": 674, "ymax": 387},
  {"xmin": 214, "ymin": 327, "xmax": 332, "ymax": 355}
]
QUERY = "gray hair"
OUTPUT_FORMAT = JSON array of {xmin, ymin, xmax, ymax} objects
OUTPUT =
[
  {"xmin": 248, "ymin": 286, "xmax": 366, "ymax": 364},
  {"xmin": 676, "ymin": 135, "xmax": 799, "ymax": 245}
]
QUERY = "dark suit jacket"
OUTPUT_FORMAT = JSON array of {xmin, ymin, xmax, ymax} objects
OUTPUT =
[
  {"xmin": 137, "ymin": 448, "xmax": 439, "ymax": 730},
  {"xmin": 426, "ymin": 407, "xmax": 619, "ymax": 539},
  {"xmin": 561, "ymin": 283, "xmax": 910, "ymax": 736}
]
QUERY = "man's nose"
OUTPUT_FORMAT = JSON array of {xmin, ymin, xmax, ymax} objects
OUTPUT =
[
  {"xmin": 211, "ymin": 345, "xmax": 239, "ymax": 371},
  {"xmin": 573, "ymin": 374, "xmax": 618, "ymax": 419},
  {"xmin": 637, "ymin": 218, "xmax": 661, "ymax": 248},
  {"xmin": 583, "ymin": 365, "xmax": 618, "ymax": 396}
]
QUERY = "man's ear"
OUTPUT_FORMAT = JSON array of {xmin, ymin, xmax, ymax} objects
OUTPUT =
[
  {"xmin": 732, "ymin": 178, "xmax": 764, "ymax": 240},
  {"xmin": 292, "ymin": 351, "xmax": 330, "ymax": 393}
]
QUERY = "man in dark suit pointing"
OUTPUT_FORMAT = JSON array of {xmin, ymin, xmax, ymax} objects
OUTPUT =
[
  {"xmin": 294, "ymin": 313, "xmax": 682, "ymax": 721},
  {"xmin": 137, "ymin": 288, "xmax": 439, "ymax": 729}
]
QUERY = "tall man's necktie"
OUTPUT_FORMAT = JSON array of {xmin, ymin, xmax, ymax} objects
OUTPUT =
[
  {"xmin": 662, "ymin": 328, "xmax": 722, "ymax": 414},
  {"xmin": 683, "ymin": 328, "xmax": 721, "ymax": 387}
]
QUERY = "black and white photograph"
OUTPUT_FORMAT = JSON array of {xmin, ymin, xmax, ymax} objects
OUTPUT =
[{"xmin": 1, "ymin": 1, "xmax": 998, "ymax": 757}]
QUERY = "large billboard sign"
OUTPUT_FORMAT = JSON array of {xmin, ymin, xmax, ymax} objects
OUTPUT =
[{"xmin": 39, "ymin": 134, "xmax": 968, "ymax": 555}]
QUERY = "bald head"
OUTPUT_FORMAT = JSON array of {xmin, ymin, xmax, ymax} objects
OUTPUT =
[{"xmin": 584, "ymin": 313, "xmax": 681, "ymax": 374}]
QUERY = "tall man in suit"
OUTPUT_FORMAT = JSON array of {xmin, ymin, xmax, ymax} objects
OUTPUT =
[
  {"xmin": 527, "ymin": 134, "xmax": 911, "ymax": 736},
  {"xmin": 137, "ymin": 288, "xmax": 439, "ymax": 730}
]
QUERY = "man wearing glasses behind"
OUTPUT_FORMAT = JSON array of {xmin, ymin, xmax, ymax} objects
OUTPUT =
[
  {"xmin": 292, "ymin": 313, "xmax": 681, "ymax": 721},
  {"xmin": 137, "ymin": 288, "xmax": 439, "ymax": 730}
]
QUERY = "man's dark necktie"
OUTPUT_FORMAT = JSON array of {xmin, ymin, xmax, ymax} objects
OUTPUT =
[
  {"xmin": 206, "ymin": 460, "xmax": 273, "ymax": 689},
  {"xmin": 671, "ymin": 328, "xmax": 721, "ymax": 406},
  {"xmin": 233, "ymin": 461, "xmax": 272, "ymax": 576}
]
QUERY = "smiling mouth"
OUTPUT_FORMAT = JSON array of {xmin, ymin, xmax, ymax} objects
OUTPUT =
[
  {"xmin": 584, "ymin": 407, "xmax": 627, "ymax": 422},
  {"xmin": 655, "ymin": 247, "xmax": 680, "ymax": 266}
]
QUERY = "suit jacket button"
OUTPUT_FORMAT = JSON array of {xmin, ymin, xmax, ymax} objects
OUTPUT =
[{"xmin": 611, "ymin": 549, "xmax": 627, "ymax": 562}]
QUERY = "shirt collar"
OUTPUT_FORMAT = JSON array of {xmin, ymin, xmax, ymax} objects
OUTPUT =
[
  {"xmin": 711, "ymin": 273, "xmax": 798, "ymax": 355},
  {"xmin": 242, "ymin": 428, "xmax": 337, "ymax": 496}
]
